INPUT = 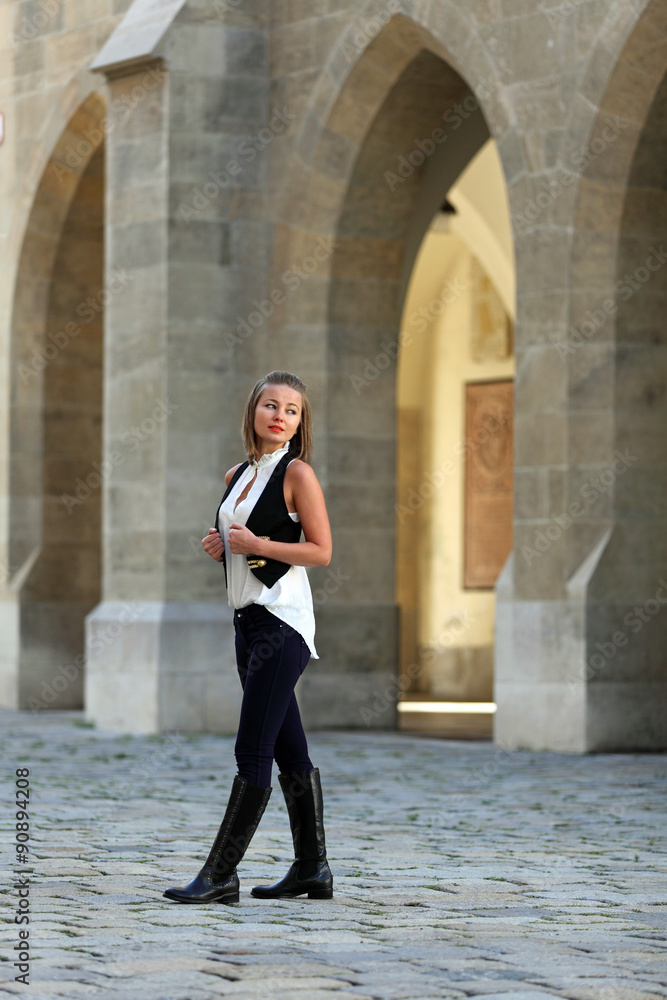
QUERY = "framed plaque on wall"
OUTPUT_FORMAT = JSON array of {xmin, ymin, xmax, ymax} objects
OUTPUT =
[{"xmin": 463, "ymin": 380, "xmax": 514, "ymax": 589}]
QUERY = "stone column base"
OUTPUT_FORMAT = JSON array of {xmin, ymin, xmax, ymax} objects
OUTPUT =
[
  {"xmin": 0, "ymin": 599, "xmax": 19, "ymax": 709},
  {"xmin": 0, "ymin": 597, "xmax": 89, "ymax": 713},
  {"xmin": 85, "ymin": 600, "xmax": 401, "ymax": 734},
  {"xmin": 84, "ymin": 601, "xmax": 241, "ymax": 735},
  {"xmin": 296, "ymin": 603, "xmax": 400, "ymax": 730},
  {"xmin": 494, "ymin": 538, "xmax": 598, "ymax": 752},
  {"xmin": 494, "ymin": 529, "xmax": 667, "ymax": 752}
]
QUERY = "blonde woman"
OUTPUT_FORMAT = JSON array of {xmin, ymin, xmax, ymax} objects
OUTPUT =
[{"xmin": 164, "ymin": 371, "xmax": 334, "ymax": 904}]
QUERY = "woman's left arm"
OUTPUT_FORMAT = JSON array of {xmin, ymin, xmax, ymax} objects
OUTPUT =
[{"xmin": 227, "ymin": 461, "xmax": 332, "ymax": 567}]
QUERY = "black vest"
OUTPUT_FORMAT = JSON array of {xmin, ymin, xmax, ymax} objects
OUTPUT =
[{"xmin": 214, "ymin": 451, "xmax": 303, "ymax": 589}]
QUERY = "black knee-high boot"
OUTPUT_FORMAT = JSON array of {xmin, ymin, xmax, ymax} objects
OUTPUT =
[
  {"xmin": 250, "ymin": 767, "xmax": 333, "ymax": 899},
  {"xmin": 164, "ymin": 775, "xmax": 272, "ymax": 903}
]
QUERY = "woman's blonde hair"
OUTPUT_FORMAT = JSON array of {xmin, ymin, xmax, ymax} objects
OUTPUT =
[{"xmin": 242, "ymin": 370, "xmax": 312, "ymax": 463}]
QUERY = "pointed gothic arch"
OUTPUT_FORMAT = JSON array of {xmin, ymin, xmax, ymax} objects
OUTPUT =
[
  {"xmin": 5, "ymin": 90, "xmax": 107, "ymax": 709},
  {"xmin": 267, "ymin": 7, "xmax": 517, "ymax": 727}
]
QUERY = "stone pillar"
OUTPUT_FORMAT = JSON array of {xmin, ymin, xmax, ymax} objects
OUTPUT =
[
  {"xmin": 85, "ymin": 4, "xmax": 268, "ymax": 733},
  {"xmin": 495, "ymin": 8, "xmax": 667, "ymax": 753}
]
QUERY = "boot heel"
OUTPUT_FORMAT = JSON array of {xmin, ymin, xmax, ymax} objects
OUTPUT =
[
  {"xmin": 217, "ymin": 889, "xmax": 239, "ymax": 904},
  {"xmin": 308, "ymin": 886, "xmax": 333, "ymax": 899}
]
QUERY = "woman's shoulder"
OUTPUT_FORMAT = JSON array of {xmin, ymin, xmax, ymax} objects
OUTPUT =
[
  {"xmin": 285, "ymin": 458, "xmax": 318, "ymax": 483},
  {"xmin": 285, "ymin": 460, "xmax": 325, "ymax": 507},
  {"xmin": 224, "ymin": 461, "xmax": 246, "ymax": 486}
]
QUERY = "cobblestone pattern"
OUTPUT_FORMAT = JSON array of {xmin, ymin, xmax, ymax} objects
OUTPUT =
[{"xmin": 1, "ymin": 709, "xmax": 666, "ymax": 999}]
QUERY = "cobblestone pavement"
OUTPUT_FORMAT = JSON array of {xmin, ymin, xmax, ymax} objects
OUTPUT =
[{"xmin": 1, "ymin": 708, "xmax": 666, "ymax": 1000}]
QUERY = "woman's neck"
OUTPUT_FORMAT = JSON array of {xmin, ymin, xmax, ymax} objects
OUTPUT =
[{"xmin": 255, "ymin": 441, "xmax": 288, "ymax": 458}]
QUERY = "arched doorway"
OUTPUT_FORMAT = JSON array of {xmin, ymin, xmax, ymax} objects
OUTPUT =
[
  {"xmin": 396, "ymin": 137, "xmax": 515, "ymax": 737},
  {"xmin": 268, "ymin": 11, "xmax": 516, "ymax": 730},
  {"xmin": 6, "ymin": 94, "xmax": 106, "ymax": 710}
]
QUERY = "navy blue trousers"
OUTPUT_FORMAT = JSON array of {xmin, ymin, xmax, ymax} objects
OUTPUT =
[{"xmin": 233, "ymin": 603, "xmax": 314, "ymax": 788}]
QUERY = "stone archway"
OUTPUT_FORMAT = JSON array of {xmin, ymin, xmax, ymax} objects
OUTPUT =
[
  {"xmin": 570, "ymin": 0, "xmax": 667, "ymax": 749},
  {"xmin": 395, "ymin": 138, "xmax": 516, "ymax": 736},
  {"xmin": 267, "ymin": 8, "xmax": 517, "ymax": 729},
  {"xmin": 4, "ymin": 92, "xmax": 107, "ymax": 710}
]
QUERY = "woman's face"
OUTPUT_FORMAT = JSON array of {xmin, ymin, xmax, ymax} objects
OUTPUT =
[{"xmin": 254, "ymin": 384, "xmax": 302, "ymax": 451}]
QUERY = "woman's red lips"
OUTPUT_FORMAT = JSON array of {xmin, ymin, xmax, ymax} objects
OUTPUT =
[{"xmin": 269, "ymin": 425, "xmax": 283, "ymax": 431}]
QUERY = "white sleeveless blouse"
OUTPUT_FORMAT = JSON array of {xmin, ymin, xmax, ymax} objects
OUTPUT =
[{"xmin": 217, "ymin": 441, "xmax": 319, "ymax": 659}]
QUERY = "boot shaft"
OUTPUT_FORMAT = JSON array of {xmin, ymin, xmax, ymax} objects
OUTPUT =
[
  {"xmin": 206, "ymin": 775, "xmax": 272, "ymax": 878},
  {"xmin": 278, "ymin": 767, "xmax": 326, "ymax": 862}
]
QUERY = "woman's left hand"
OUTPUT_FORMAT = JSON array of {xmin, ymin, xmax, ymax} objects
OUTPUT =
[{"xmin": 228, "ymin": 522, "xmax": 263, "ymax": 556}]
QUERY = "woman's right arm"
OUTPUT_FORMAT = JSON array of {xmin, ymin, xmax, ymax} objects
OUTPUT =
[{"xmin": 202, "ymin": 463, "xmax": 244, "ymax": 561}]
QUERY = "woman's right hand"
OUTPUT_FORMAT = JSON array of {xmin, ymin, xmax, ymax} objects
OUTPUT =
[{"xmin": 202, "ymin": 527, "xmax": 224, "ymax": 561}]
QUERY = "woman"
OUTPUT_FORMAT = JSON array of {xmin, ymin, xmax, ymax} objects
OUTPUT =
[{"xmin": 164, "ymin": 370, "xmax": 334, "ymax": 904}]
